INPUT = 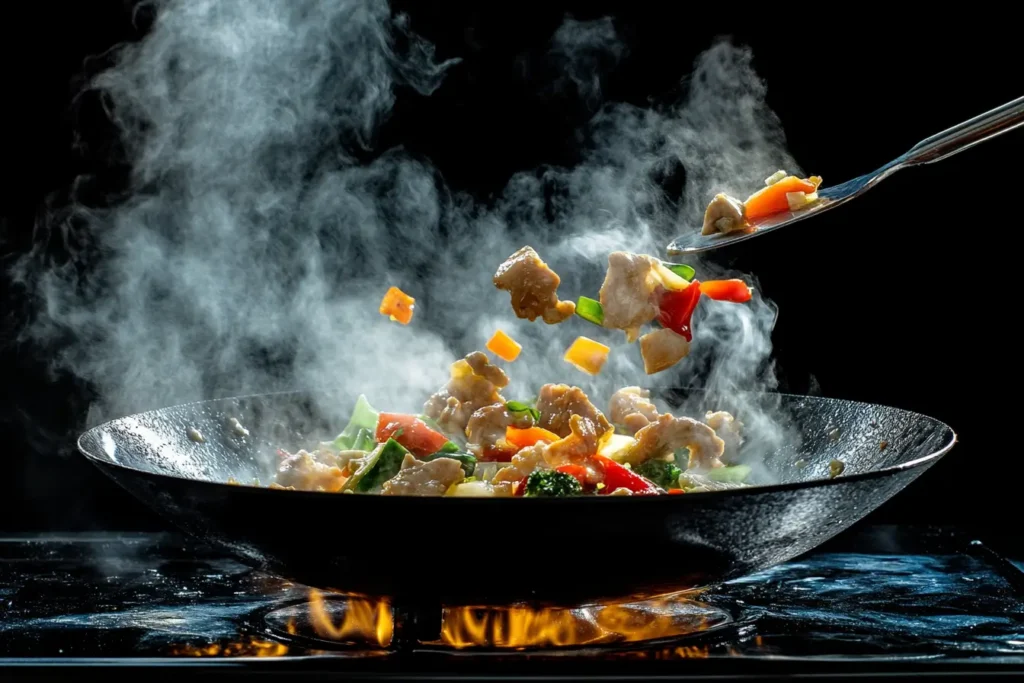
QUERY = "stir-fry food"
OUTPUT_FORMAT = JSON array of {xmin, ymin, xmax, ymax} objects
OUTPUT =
[
  {"xmin": 702, "ymin": 170, "xmax": 823, "ymax": 236},
  {"xmin": 270, "ymin": 357, "xmax": 753, "ymax": 497},
  {"xmin": 493, "ymin": 246, "xmax": 754, "ymax": 375}
]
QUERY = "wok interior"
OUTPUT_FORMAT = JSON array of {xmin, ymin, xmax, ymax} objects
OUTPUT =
[{"xmin": 78, "ymin": 390, "xmax": 954, "ymax": 491}]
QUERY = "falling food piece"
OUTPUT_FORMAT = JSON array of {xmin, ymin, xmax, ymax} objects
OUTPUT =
[
  {"xmin": 493, "ymin": 246, "xmax": 575, "ymax": 324},
  {"xmin": 485, "ymin": 329, "xmax": 522, "ymax": 362},
  {"xmin": 700, "ymin": 280, "xmax": 753, "ymax": 303},
  {"xmin": 379, "ymin": 286, "xmax": 415, "ymax": 325},
  {"xmin": 563, "ymin": 336, "xmax": 610, "ymax": 376},
  {"xmin": 879, "ymin": 441, "xmax": 888, "ymax": 451},
  {"xmin": 187, "ymin": 427, "xmax": 205, "ymax": 443},
  {"xmin": 639, "ymin": 328, "xmax": 691, "ymax": 374}
]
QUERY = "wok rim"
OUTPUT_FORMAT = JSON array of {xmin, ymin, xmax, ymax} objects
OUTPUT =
[{"xmin": 76, "ymin": 389, "xmax": 958, "ymax": 504}]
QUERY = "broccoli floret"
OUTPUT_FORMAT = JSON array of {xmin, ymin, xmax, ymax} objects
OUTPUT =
[
  {"xmin": 523, "ymin": 470, "xmax": 583, "ymax": 497},
  {"xmin": 635, "ymin": 459, "xmax": 682, "ymax": 489}
]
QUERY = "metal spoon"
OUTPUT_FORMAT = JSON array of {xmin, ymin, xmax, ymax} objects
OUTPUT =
[{"xmin": 666, "ymin": 95, "xmax": 1024, "ymax": 256}]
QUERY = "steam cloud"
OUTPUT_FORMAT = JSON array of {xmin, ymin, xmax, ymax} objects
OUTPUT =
[{"xmin": 14, "ymin": 0, "xmax": 802, "ymax": 470}]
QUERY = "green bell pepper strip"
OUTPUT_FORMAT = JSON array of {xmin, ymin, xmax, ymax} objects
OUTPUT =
[{"xmin": 575, "ymin": 297, "xmax": 605, "ymax": 325}]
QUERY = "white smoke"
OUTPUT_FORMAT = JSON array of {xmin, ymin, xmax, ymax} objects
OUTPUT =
[{"xmin": 13, "ymin": 0, "xmax": 802, "ymax": 468}]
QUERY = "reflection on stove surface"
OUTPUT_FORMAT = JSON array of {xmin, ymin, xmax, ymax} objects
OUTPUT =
[{"xmin": 0, "ymin": 526, "xmax": 1022, "ymax": 662}]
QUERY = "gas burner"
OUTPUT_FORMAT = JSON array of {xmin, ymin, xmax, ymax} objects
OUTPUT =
[{"xmin": 258, "ymin": 590, "xmax": 742, "ymax": 652}]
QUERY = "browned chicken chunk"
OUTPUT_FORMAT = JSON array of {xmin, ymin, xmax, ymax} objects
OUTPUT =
[
  {"xmin": 465, "ymin": 403, "xmax": 534, "ymax": 457},
  {"xmin": 536, "ymin": 383, "xmax": 612, "ymax": 438},
  {"xmin": 639, "ymin": 327, "xmax": 691, "ymax": 374},
  {"xmin": 608, "ymin": 386, "xmax": 661, "ymax": 434},
  {"xmin": 598, "ymin": 252, "xmax": 661, "ymax": 342},
  {"xmin": 701, "ymin": 193, "xmax": 747, "ymax": 235},
  {"xmin": 493, "ymin": 414, "xmax": 604, "ymax": 484},
  {"xmin": 382, "ymin": 456, "xmax": 466, "ymax": 496},
  {"xmin": 424, "ymin": 352, "xmax": 509, "ymax": 437},
  {"xmin": 616, "ymin": 413, "xmax": 725, "ymax": 469},
  {"xmin": 494, "ymin": 246, "xmax": 576, "ymax": 324},
  {"xmin": 705, "ymin": 410, "xmax": 744, "ymax": 462},
  {"xmin": 276, "ymin": 450, "xmax": 346, "ymax": 492}
]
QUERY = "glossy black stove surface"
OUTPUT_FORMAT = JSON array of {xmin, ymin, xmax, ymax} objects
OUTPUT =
[{"xmin": 1, "ymin": 525, "xmax": 1022, "ymax": 680}]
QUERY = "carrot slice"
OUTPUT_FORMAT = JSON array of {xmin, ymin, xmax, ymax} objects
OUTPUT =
[
  {"xmin": 379, "ymin": 286, "xmax": 415, "ymax": 325},
  {"xmin": 563, "ymin": 336, "xmax": 610, "ymax": 375},
  {"xmin": 505, "ymin": 425, "xmax": 560, "ymax": 450},
  {"xmin": 744, "ymin": 176, "xmax": 818, "ymax": 220},
  {"xmin": 486, "ymin": 329, "xmax": 522, "ymax": 362}
]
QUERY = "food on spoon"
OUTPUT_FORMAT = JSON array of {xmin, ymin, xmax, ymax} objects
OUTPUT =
[
  {"xmin": 379, "ymin": 286, "xmax": 415, "ymax": 325},
  {"xmin": 494, "ymin": 246, "xmax": 576, "ymax": 324},
  {"xmin": 701, "ymin": 171, "xmax": 823, "ymax": 235},
  {"xmin": 486, "ymin": 329, "xmax": 522, "ymax": 362},
  {"xmin": 563, "ymin": 336, "xmax": 610, "ymax": 376},
  {"xmin": 701, "ymin": 193, "xmax": 748, "ymax": 235}
]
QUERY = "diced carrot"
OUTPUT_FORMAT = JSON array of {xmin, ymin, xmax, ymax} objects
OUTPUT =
[
  {"xmin": 700, "ymin": 279, "xmax": 752, "ymax": 303},
  {"xmin": 486, "ymin": 329, "xmax": 522, "ymax": 362},
  {"xmin": 379, "ymin": 286, "xmax": 415, "ymax": 325},
  {"xmin": 563, "ymin": 336, "xmax": 610, "ymax": 376},
  {"xmin": 668, "ymin": 488, "xmax": 685, "ymax": 495},
  {"xmin": 505, "ymin": 425, "xmax": 560, "ymax": 450},
  {"xmin": 744, "ymin": 176, "xmax": 818, "ymax": 220}
]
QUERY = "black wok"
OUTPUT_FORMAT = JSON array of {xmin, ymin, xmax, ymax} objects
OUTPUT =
[{"xmin": 77, "ymin": 389, "xmax": 955, "ymax": 605}]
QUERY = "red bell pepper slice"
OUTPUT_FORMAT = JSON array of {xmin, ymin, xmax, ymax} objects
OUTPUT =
[
  {"xmin": 375, "ymin": 413, "xmax": 450, "ymax": 457},
  {"xmin": 657, "ymin": 281, "xmax": 701, "ymax": 342},
  {"xmin": 700, "ymin": 279, "xmax": 752, "ymax": 303},
  {"xmin": 480, "ymin": 444, "xmax": 517, "ymax": 462},
  {"xmin": 591, "ymin": 454, "xmax": 662, "ymax": 495},
  {"xmin": 514, "ymin": 475, "xmax": 529, "ymax": 496},
  {"xmin": 668, "ymin": 488, "xmax": 685, "ymax": 495}
]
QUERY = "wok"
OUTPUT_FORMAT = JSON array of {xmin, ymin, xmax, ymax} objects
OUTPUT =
[{"xmin": 77, "ymin": 389, "xmax": 955, "ymax": 605}]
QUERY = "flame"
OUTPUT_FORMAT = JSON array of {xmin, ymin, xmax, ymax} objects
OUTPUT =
[
  {"xmin": 170, "ymin": 636, "xmax": 288, "ymax": 657},
  {"xmin": 438, "ymin": 594, "xmax": 719, "ymax": 649},
  {"xmin": 307, "ymin": 589, "xmax": 393, "ymax": 647}
]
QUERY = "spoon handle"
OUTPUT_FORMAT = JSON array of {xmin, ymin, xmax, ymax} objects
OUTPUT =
[{"xmin": 902, "ymin": 95, "xmax": 1024, "ymax": 166}]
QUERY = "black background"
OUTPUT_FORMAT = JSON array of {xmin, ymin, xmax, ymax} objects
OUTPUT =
[{"xmin": 0, "ymin": 4, "xmax": 1017, "ymax": 531}]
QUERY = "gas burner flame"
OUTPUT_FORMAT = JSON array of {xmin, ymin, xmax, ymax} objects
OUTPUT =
[
  {"xmin": 265, "ymin": 589, "xmax": 730, "ymax": 651},
  {"xmin": 170, "ymin": 636, "xmax": 288, "ymax": 657},
  {"xmin": 436, "ymin": 594, "xmax": 724, "ymax": 650},
  {"xmin": 307, "ymin": 589, "xmax": 394, "ymax": 647}
]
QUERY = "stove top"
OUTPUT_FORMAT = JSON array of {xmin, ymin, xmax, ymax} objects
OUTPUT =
[{"xmin": 1, "ymin": 525, "xmax": 1022, "ymax": 680}]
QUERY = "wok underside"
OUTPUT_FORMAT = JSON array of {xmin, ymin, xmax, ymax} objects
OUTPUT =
[{"xmin": 78, "ymin": 390, "xmax": 955, "ymax": 605}]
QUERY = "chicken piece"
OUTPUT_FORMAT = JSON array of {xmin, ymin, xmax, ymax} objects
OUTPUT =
[
  {"xmin": 608, "ymin": 386, "xmax": 662, "ymax": 435},
  {"xmin": 493, "ymin": 246, "xmax": 576, "ymax": 324},
  {"xmin": 639, "ymin": 328, "xmax": 691, "ymax": 374},
  {"xmin": 423, "ymin": 352, "xmax": 509, "ymax": 437},
  {"xmin": 382, "ymin": 456, "xmax": 466, "ymax": 496},
  {"xmin": 492, "ymin": 442, "xmax": 549, "ymax": 484},
  {"xmin": 597, "ymin": 252, "xmax": 661, "ymax": 342},
  {"xmin": 492, "ymin": 414, "xmax": 604, "ymax": 483},
  {"xmin": 705, "ymin": 410, "xmax": 744, "ymax": 463},
  {"xmin": 465, "ymin": 403, "xmax": 534, "ymax": 457},
  {"xmin": 701, "ymin": 193, "xmax": 747, "ymax": 235},
  {"xmin": 616, "ymin": 413, "xmax": 725, "ymax": 469},
  {"xmin": 275, "ymin": 450, "xmax": 347, "ymax": 492},
  {"xmin": 536, "ymin": 383, "xmax": 612, "ymax": 439},
  {"xmin": 542, "ymin": 414, "xmax": 604, "ymax": 467}
]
